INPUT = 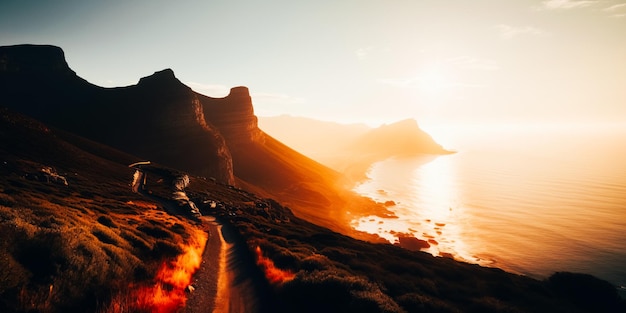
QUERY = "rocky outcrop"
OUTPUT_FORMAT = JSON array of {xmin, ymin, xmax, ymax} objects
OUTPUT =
[
  {"xmin": 200, "ymin": 86, "xmax": 263, "ymax": 146},
  {"xmin": 0, "ymin": 44, "xmax": 75, "ymax": 76}
]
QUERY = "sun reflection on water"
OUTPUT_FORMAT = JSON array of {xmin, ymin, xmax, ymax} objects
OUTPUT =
[{"xmin": 352, "ymin": 155, "xmax": 476, "ymax": 262}]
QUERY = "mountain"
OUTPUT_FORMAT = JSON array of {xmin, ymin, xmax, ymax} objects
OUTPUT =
[
  {"xmin": 259, "ymin": 116, "xmax": 452, "ymax": 181},
  {"xmin": 0, "ymin": 44, "xmax": 370, "ymax": 233},
  {"xmin": 349, "ymin": 119, "xmax": 451, "ymax": 156},
  {"xmin": 1, "ymin": 107, "xmax": 623, "ymax": 312},
  {"xmin": 0, "ymin": 45, "xmax": 234, "ymax": 184}
]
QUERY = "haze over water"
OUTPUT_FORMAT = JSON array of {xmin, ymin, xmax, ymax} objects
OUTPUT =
[{"xmin": 352, "ymin": 124, "xmax": 626, "ymax": 293}]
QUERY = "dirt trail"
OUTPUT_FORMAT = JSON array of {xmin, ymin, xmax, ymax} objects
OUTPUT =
[
  {"xmin": 183, "ymin": 216, "xmax": 265, "ymax": 313},
  {"xmin": 182, "ymin": 216, "xmax": 221, "ymax": 312}
]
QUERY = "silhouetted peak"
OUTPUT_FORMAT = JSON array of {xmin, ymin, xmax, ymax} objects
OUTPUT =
[
  {"xmin": 227, "ymin": 86, "xmax": 251, "ymax": 98},
  {"xmin": 137, "ymin": 68, "xmax": 186, "ymax": 89},
  {"xmin": 0, "ymin": 44, "xmax": 75, "ymax": 76},
  {"xmin": 353, "ymin": 118, "xmax": 450, "ymax": 155},
  {"xmin": 152, "ymin": 68, "xmax": 176, "ymax": 79}
]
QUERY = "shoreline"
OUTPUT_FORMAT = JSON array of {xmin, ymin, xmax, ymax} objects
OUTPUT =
[{"xmin": 348, "ymin": 154, "xmax": 626, "ymax": 299}]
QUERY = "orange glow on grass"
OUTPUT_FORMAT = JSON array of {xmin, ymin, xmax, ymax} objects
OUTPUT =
[
  {"xmin": 134, "ymin": 229, "xmax": 207, "ymax": 313},
  {"xmin": 255, "ymin": 246, "xmax": 295, "ymax": 284},
  {"xmin": 126, "ymin": 200, "xmax": 158, "ymax": 209}
]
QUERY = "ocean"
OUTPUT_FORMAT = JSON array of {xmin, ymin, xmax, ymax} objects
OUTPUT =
[{"xmin": 351, "ymin": 123, "xmax": 626, "ymax": 295}]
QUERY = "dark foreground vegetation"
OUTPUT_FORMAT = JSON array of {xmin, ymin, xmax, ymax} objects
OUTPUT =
[{"xmin": 1, "ymin": 108, "xmax": 624, "ymax": 313}]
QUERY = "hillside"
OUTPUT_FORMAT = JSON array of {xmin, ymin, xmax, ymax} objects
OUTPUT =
[
  {"xmin": 0, "ymin": 107, "xmax": 204, "ymax": 312},
  {"xmin": 1, "ymin": 108, "xmax": 623, "ymax": 312}
]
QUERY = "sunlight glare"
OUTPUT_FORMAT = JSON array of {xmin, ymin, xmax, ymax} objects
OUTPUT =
[{"xmin": 351, "ymin": 155, "xmax": 476, "ymax": 262}]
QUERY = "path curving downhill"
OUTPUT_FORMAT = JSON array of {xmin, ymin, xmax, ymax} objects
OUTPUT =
[{"xmin": 183, "ymin": 216, "xmax": 232, "ymax": 313}]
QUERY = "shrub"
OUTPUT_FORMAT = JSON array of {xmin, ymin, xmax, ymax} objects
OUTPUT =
[
  {"xmin": 92, "ymin": 227, "xmax": 119, "ymax": 245},
  {"xmin": 137, "ymin": 225, "xmax": 172, "ymax": 239},
  {"xmin": 0, "ymin": 193, "xmax": 16, "ymax": 207},
  {"xmin": 395, "ymin": 293, "xmax": 459, "ymax": 313},
  {"xmin": 96, "ymin": 215, "xmax": 117, "ymax": 228},
  {"xmin": 151, "ymin": 240, "xmax": 183, "ymax": 258},
  {"xmin": 279, "ymin": 270, "xmax": 404, "ymax": 313},
  {"xmin": 548, "ymin": 272, "xmax": 623, "ymax": 313}
]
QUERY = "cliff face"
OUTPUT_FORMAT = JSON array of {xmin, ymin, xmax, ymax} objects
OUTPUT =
[
  {"xmin": 126, "ymin": 70, "xmax": 235, "ymax": 184},
  {"xmin": 200, "ymin": 86, "xmax": 263, "ymax": 145},
  {"xmin": 0, "ymin": 45, "xmax": 234, "ymax": 184}
]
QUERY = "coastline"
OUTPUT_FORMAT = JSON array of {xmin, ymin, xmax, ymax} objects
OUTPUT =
[{"xmin": 348, "ymin": 148, "xmax": 626, "ymax": 299}]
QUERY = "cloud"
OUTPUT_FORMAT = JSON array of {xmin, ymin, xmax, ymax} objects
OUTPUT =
[
  {"xmin": 496, "ymin": 24, "xmax": 548, "ymax": 40},
  {"xmin": 604, "ymin": 3, "xmax": 626, "ymax": 11},
  {"xmin": 539, "ymin": 0, "xmax": 597, "ymax": 9},
  {"xmin": 604, "ymin": 3, "xmax": 626, "ymax": 17},
  {"xmin": 355, "ymin": 47, "xmax": 374, "ymax": 61}
]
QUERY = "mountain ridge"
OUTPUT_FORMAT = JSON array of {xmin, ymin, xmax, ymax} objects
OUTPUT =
[{"xmin": 0, "ymin": 44, "xmax": 376, "ymax": 233}]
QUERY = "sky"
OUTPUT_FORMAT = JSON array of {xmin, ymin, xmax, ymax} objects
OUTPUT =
[{"xmin": 1, "ymin": 0, "xmax": 625, "ymax": 127}]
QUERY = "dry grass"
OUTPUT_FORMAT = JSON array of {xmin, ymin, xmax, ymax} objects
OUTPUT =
[{"xmin": 0, "ymin": 185, "xmax": 205, "ymax": 313}]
